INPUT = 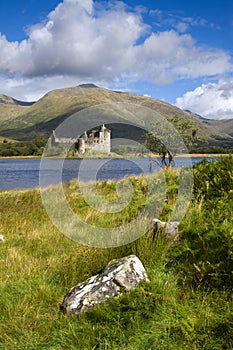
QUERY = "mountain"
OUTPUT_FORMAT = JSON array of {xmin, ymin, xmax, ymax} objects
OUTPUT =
[
  {"xmin": 0, "ymin": 94, "xmax": 34, "ymax": 106},
  {"xmin": 200, "ymin": 117, "xmax": 233, "ymax": 138},
  {"xmin": 0, "ymin": 85, "xmax": 232, "ymax": 150},
  {"xmin": 0, "ymin": 94, "xmax": 35, "ymax": 124}
]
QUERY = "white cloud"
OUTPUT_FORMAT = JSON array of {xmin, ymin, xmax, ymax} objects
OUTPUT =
[
  {"xmin": 175, "ymin": 79, "xmax": 233, "ymax": 119},
  {"xmin": 130, "ymin": 30, "xmax": 232, "ymax": 85},
  {"xmin": 0, "ymin": 0, "xmax": 232, "ymax": 104},
  {"xmin": 176, "ymin": 22, "xmax": 189, "ymax": 33},
  {"xmin": 149, "ymin": 9, "xmax": 217, "ymax": 33},
  {"xmin": 0, "ymin": 74, "xmax": 109, "ymax": 101},
  {"xmin": 0, "ymin": 0, "xmax": 146, "ymax": 79}
]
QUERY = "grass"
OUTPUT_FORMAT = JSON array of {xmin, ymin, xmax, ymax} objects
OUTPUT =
[{"xmin": 0, "ymin": 158, "xmax": 232, "ymax": 349}]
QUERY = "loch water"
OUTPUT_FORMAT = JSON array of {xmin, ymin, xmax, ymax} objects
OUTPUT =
[{"xmin": 0, "ymin": 157, "xmax": 217, "ymax": 190}]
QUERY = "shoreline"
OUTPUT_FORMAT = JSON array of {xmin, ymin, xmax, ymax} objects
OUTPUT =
[{"xmin": 0, "ymin": 153, "xmax": 231, "ymax": 160}]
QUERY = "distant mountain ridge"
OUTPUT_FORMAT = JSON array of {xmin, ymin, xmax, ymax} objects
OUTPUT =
[
  {"xmin": 0, "ymin": 94, "xmax": 35, "ymax": 106},
  {"xmin": 0, "ymin": 84, "xmax": 232, "ymax": 150},
  {"xmin": 200, "ymin": 118, "xmax": 233, "ymax": 138}
]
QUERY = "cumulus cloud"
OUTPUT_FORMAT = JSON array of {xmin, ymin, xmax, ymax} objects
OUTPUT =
[
  {"xmin": 0, "ymin": 75, "xmax": 95, "ymax": 101},
  {"xmin": 175, "ymin": 79, "xmax": 233, "ymax": 119},
  {"xmin": 133, "ymin": 30, "xmax": 232, "ymax": 84},
  {"xmin": 0, "ymin": 0, "xmax": 232, "ymax": 104},
  {"xmin": 0, "ymin": 1, "xmax": 232, "ymax": 79},
  {"xmin": 0, "ymin": 0, "xmax": 146, "ymax": 80}
]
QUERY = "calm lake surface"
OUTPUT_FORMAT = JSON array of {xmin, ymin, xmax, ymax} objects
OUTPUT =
[{"xmin": 0, "ymin": 157, "xmax": 217, "ymax": 190}]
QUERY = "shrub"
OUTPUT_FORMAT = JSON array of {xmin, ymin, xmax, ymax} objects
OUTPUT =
[
  {"xmin": 193, "ymin": 156, "xmax": 233, "ymax": 201},
  {"xmin": 169, "ymin": 157, "xmax": 233, "ymax": 290},
  {"xmin": 0, "ymin": 148, "xmax": 18, "ymax": 156}
]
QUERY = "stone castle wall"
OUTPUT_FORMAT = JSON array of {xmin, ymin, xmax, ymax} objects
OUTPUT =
[{"xmin": 50, "ymin": 124, "xmax": 111, "ymax": 154}]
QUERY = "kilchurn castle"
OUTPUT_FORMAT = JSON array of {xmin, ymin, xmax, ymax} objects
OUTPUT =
[{"xmin": 50, "ymin": 124, "xmax": 111, "ymax": 155}]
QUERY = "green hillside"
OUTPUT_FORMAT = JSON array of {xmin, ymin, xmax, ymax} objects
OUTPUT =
[
  {"xmin": 0, "ymin": 94, "xmax": 32, "ymax": 123},
  {"xmin": 0, "ymin": 85, "xmax": 232, "ymax": 150}
]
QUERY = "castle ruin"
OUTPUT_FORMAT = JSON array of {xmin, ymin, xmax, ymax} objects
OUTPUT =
[{"xmin": 51, "ymin": 124, "xmax": 111, "ymax": 155}]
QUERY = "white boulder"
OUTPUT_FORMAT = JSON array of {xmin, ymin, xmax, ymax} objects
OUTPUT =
[{"xmin": 60, "ymin": 255, "xmax": 149, "ymax": 315}]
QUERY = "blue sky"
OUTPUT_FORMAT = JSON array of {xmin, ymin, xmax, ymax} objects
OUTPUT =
[{"xmin": 0, "ymin": 0, "xmax": 233, "ymax": 119}]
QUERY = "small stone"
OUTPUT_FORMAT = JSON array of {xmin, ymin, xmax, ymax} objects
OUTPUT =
[
  {"xmin": 0, "ymin": 235, "xmax": 5, "ymax": 242},
  {"xmin": 150, "ymin": 218, "xmax": 180, "ymax": 240},
  {"xmin": 60, "ymin": 255, "xmax": 149, "ymax": 315},
  {"xmin": 151, "ymin": 218, "xmax": 166, "ymax": 230},
  {"xmin": 165, "ymin": 221, "xmax": 180, "ymax": 239}
]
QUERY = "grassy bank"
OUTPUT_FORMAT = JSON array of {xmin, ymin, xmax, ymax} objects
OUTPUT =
[{"xmin": 0, "ymin": 157, "xmax": 232, "ymax": 349}]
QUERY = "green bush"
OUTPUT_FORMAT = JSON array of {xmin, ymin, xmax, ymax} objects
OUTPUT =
[
  {"xmin": 169, "ymin": 156, "xmax": 233, "ymax": 290},
  {"xmin": 0, "ymin": 139, "xmax": 46, "ymax": 156},
  {"xmin": 0, "ymin": 148, "xmax": 18, "ymax": 156},
  {"xmin": 193, "ymin": 156, "xmax": 233, "ymax": 201},
  {"xmin": 169, "ymin": 202, "xmax": 233, "ymax": 290}
]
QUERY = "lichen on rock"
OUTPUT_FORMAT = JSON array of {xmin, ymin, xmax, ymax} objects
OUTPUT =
[{"xmin": 60, "ymin": 255, "xmax": 149, "ymax": 315}]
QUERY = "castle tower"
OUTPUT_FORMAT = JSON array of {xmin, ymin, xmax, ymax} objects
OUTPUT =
[
  {"xmin": 83, "ymin": 131, "xmax": 88, "ymax": 142},
  {"xmin": 77, "ymin": 137, "xmax": 85, "ymax": 154},
  {"xmin": 99, "ymin": 124, "xmax": 106, "ymax": 143},
  {"xmin": 102, "ymin": 124, "xmax": 111, "ymax": 153}
]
